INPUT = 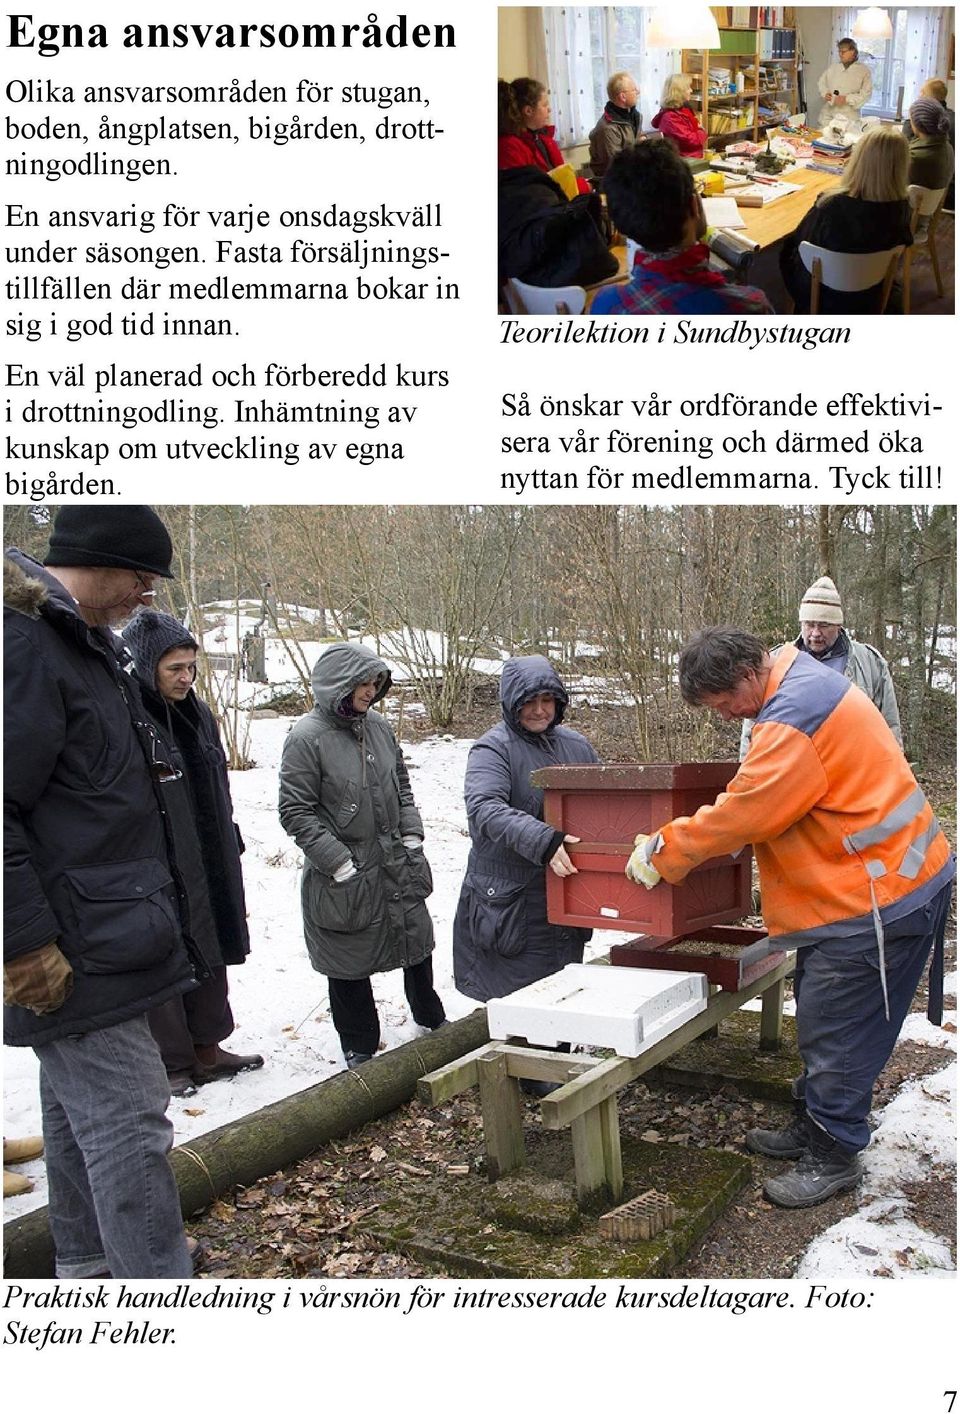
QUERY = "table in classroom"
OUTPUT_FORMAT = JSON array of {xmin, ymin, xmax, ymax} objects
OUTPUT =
[{"xmin": 586, "ymin": 164, "xmax": 841, "ymax": 310}]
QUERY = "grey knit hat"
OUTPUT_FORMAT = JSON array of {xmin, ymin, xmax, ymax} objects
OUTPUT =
[
  {"xmin": 799, "ymin": 575, "xmax": 843, "ymax": 625},
  {"xmin": 909, "ymin": 97, "xmax": 950, "ymax": 136},
  {"xmin": 122, "ymin": 610, "xmax": 198, "ymax": 689}
]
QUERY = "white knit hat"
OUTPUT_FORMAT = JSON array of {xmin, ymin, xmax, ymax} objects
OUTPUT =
[{"xmin": 799, "ymin": 575, "xmax": 843, "ymax": 625}]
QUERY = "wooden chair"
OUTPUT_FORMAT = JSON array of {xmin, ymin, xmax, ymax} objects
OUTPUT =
[
  {"xmin": 798, "ymin": 241, "xmax": 905, "ymax": 314},
  {"xmin": 504, "ymin": 277, "xmax": 586, "ymax": 315},
  {"xmin": 903, "ymin": 183, "xmax": 949, "ymax": 314}
]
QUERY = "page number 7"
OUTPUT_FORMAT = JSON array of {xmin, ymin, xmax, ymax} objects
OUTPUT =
[{"xmin": 945, "ymin": 1394, "xmax": 957, "ymax": 1412}]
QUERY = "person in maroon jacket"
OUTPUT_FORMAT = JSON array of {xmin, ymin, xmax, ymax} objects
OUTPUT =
[
  {"xmin": 651, "ymin": 74, "xmax": 707, "ymax": 158},
  {"xmin": 497, "ymin": 78, "xmax": 591, "ymax": 194}
]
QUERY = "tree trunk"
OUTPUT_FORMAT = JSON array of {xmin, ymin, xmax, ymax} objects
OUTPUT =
[{"xmin": 2, "ymin": 1010, "xmax": 489, "ymax": 1277}]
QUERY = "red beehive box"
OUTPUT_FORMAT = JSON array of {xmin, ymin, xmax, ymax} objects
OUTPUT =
[{"xmin": 530, "ymin": 763, "xmax": 752, "ymax": 936}]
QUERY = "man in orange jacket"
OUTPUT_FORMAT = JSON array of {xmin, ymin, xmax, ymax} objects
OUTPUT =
[{"xmin": 626, "ymin": 627, "xmax": 954, "ymax": 1209}]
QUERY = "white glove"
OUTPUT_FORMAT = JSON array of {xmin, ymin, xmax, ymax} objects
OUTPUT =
[
  {"xmin": 625, "ymin": 832, "xmax": 662, "ymax": 889},
  {"xmin": 401, "ymin": 836, "xmax": 423, "ymax": 850},
  {"xmin": 333, "ymin": 859, "xmax": 357, "ymax": 884}
]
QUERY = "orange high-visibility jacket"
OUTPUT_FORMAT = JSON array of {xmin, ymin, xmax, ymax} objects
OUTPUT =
[{"xmin": 656, "ymin": 646, "xmax": 953, "ymax": 944}]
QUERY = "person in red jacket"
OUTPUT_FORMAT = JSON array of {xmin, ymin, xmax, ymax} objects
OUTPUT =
[
  {"xmin": 497, "ymin": 78, "xmax": 591, "ymax": 194},
  {"xmin": 651, "ymin": 73, "xmax": 708, "ymax": 157}
]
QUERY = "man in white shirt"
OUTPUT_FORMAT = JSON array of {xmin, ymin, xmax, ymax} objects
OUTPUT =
[{"xmin": 817, "ymin": 37, "xmax": 872, "ymax": 131}]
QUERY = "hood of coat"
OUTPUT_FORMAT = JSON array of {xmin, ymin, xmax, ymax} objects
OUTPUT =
[
  {"xmin": 121, "ymin": 608, "xmax": 198, "ymax": 692},
  {"xmin": 4, "ymin": 551, "xmax": 50, "ymax": 618},
  {"xmin": 311, "ymin": 640, "xmax": 392, "ymax": 718},
  {"xmin": 499, "ymin": 654, "xmax": 569, "ymax": 736}
]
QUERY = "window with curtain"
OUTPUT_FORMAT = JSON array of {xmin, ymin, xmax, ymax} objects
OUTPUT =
[
  {"xmin": 542, "ymin": 7, "xmax": 679, "ymax": 148},
  {"xmin": 830, "ymin": 7, "xmax": 952, "ymax": 117}
]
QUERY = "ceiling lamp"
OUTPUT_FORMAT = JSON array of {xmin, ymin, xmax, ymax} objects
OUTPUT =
[
  {"xmin": 647, "ymin": 5, "xmax": 721, "ymax": 49},
  {"xmin": 852, "ymin": 7, "xmax": 894, "ymax": 40}
]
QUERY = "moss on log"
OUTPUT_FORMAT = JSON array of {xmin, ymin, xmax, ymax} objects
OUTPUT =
[{"xmin": 3, "ymin": 1008, "xmax": 488, "ymax": 1279}]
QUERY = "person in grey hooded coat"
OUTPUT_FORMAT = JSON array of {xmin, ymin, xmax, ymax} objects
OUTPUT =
[
  {"xmin": 279, "ymin": 642, "xmax": 446, "ymax": 1067},
  {"xmin": 453, "ymin": 655, "xmax": 599, "ymax": 1004}
]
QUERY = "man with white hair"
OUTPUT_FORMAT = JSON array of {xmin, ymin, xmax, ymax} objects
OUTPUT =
[
  {"xmin": 589, "ymin": 71, "xmax": 643, "ymax": 178},
  {"xmin": 740, "ymin": 574, "xmax": 902, "ymax": 758}
]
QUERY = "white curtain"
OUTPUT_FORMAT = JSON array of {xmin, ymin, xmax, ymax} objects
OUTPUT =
[
  {"xmin": 900, "ymin": 8, "xmax": 951, "ymax": 104},
  {"xmin": 542, "ymin": 8, "xmax": 598, "ymax": 149},
  {"xmin": 830, "ymin": 7, "xmax": 952, "ymax": 116},
  {"xmin": 541, "ymin": 7, "xmax": 680, "ymax": 148}
]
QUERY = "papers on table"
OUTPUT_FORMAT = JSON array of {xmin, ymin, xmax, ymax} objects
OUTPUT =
[
  {"xmin": 701, "ymin": 196, "xmax": 746, "ymax": 229},
  {"xmin": 733, "ymin": 180, "xmax": 804, "ymax": 206}
]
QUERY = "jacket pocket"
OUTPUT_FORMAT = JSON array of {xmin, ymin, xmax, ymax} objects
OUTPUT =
[
  {"xmin": 403, "ymin": 847, "xmax": 433, "ymax": 900},
  {"xmin": 308, "ymin": 865, "xmax": 382, "ymax": 934},
  {"xmin": 335, "ymin": 780, "xmax": 362, "ymax": 832},
  {"xmin": 63, "ymin": 858, "xmax": 180, "ymax": 974},
  {"xmin": 468, "ymin": 874, "xmax": 528, "ymax": 959}
]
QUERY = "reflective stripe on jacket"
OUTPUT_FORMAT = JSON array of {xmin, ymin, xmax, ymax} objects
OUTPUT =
[{"xmin": 657, "ymin": 645, "xmax": 953, "ymax": 945}]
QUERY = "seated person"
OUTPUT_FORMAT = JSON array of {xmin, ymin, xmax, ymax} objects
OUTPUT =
[
  {"xmin": 591, "ymin": 142, "xmax": 773, "ymax": 315},
  {"xmin": 589, "ymin": 72, "xmax": 643, "ymax": 179},
  {"xmin": 651, "ymin": 74, "xmax": 707, "ymax": 158},
  {"xmin": 901, "ymin": 78, "xmax": 955, "ymax": 150},
  {"xmin": 903, "ymin": 79, "xmax": 955, "ymax": 212},
  {"xmin": 498, "ymin": 77, "xmax": 591, "ymax": 194},
  {"xmin": 779, "ymin": 127, "xmax": 914, "ymax": 314},
  {"xmin": 905, "ymin": 96, "xmax": 955, "ymax": 230}
]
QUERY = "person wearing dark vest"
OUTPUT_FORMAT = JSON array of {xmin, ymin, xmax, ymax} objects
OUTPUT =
[{"xmin": 122, "ymin": 610, "xmax": 264, "ymax": 1097}]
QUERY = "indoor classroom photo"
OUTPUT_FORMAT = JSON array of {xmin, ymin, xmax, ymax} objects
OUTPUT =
[{"xmin": 498, "ymin": 5, "xmax": 955, "ymax": 314}]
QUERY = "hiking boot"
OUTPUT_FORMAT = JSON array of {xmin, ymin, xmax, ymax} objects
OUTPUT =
[
  {"xmin": 168, "ymin": 1070, "xmax": 198, "ymax": 1098},
  {"xmin": 192, "ymin": 1046, "xmax": 265, "ymax": 1084},
  {"xmin": 344, "ymin": 1051, "xmax": 373, "ymax": 1070},
  {"xmin": 4, "ymin": 1136, "xmax": 44, "ymax": 1164},
  {"xmin": 746, "ymin": 1111, "xmax": 809, "ymax": 1159},
  {"xmin": 746, "ymin": 1077, "xmax": 808, "ymax": 1159},
  {"xmin": 764, "ymin": 1127, "xmax": 862, "ymax": 1209},
  {"xmin": 4, "ymin": 1169, "xmax": 33, "ymax": 1198}
]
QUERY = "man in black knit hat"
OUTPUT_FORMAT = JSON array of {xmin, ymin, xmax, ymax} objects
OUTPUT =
[
  {"xmin": 4, "ymin": 506, "xmax": 197, "ymax": 1277},
  {"xmin": 122, "ymin": 610, "xmax": 263, "ymax": 1096}
]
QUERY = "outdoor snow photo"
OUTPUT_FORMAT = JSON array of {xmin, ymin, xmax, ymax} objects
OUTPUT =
[{"xmin": 3, "ymin": 503, "xmax": 956, "ymax": 1283}]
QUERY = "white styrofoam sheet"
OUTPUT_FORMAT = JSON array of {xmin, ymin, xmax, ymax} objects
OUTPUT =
[{"xmin": 486, "ymin": 963, "xmax": 709, "ymax": 1058}]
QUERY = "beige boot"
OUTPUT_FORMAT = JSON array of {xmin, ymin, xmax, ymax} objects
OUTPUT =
[
  {"xmin": 4, "ymin": 1136, "xmax": 44, "ymax": 1164},
  {"xmin": 4, "ymin": 1169, "xmax": 33, "ymax": 1198}
]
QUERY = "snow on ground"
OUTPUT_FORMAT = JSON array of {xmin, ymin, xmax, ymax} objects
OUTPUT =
[
  {"xmin": 4, "ymin": 719, "xmax": 956, "ymax": 1283},
  {"xmin": 2, "ymin": 722, "xmax": 627, "ymax": 1222},
  {"xmin": 796, "ymin": 1062, "xmax": 957, "ymax": 1280}
]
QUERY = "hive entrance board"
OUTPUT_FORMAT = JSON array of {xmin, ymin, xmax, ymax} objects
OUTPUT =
[{"xmin": 486, "ymin": 963, "xmax": 708, "ymax": 1058}]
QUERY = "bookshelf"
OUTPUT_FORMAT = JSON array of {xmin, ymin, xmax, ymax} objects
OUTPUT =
[{"xmin": 682, "ymin": 7, "xmax": 798, "ymax": 148}]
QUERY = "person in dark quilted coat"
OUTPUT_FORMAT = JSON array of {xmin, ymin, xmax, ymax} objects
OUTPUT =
[{"xmin": 453, "ymin": 655, "xmax": 599, "ymax": 1004}]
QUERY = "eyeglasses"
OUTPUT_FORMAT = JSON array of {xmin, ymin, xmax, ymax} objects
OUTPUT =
[{"xmin": 134, "ymin": 572, "xmax": 158, "ymax": 602}]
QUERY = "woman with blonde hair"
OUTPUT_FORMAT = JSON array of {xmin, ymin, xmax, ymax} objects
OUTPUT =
[
  {"xmin": 651, "ymin": 73, "xmax": 707, "ymax": 157},
  {"xmin": 779, "ymin": 127, "xmax": 913, "ymax": 313}
]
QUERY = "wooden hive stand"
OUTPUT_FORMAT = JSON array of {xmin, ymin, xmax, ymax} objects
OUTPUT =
[{"xmin": 417, "ymin": 952, "xmax": 794, "ymax": 1206}]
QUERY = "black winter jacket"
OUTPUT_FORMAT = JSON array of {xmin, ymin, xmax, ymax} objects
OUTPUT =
[
  {"xmin": 3, "ymin": 552, "xmax": 194, "ymax": 1046},
  {"xmin": 498, "ymin": 167, "xmax": 619, "ymax": 289},
  {"xmin": 452, "ymin": 656, "xmax": 599, "ymax": 1003},
  {"xmin": 133, "ymin": 677, "xmax": 251, "ymax": 970}
]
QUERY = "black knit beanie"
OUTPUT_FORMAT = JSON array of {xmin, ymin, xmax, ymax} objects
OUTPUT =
[
  {"xmin": 44, "ymin": 506, "xmax": 175, "ymax": 578},
  {"xmin": 122, "ymin": 610, "xmax": 198, "ymax": 689}
]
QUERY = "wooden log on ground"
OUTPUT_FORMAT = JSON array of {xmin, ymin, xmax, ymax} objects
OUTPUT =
[{"xmin": 2, "ymin": 1008, "xmax": 489, "ymax": 1279}]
